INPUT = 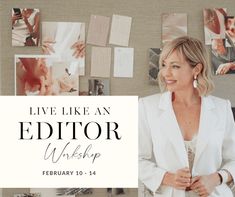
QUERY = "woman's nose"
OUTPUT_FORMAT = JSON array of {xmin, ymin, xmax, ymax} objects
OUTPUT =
[{"xmin": 162, "ymin": 66, "xmax": 172, "ymax": 77}]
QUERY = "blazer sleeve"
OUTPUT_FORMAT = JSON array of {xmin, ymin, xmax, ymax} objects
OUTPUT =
[
  {"xmin": 138, "ymin": 98, "xmax": 167, "ymax": 194},
  {"xmin": 221, "ymin": 100, "xmax": 235, "ymax": 184}
]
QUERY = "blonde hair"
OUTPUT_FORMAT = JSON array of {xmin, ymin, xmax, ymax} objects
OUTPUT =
[{"xmin": 158, "ymin": 36, "xmax": 214, "ymax": 96}]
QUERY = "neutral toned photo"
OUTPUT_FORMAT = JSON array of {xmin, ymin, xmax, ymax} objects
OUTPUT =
[
  {"xmin": 15, "ymin": 55, "xmax": 79, "ymax": 95},
  {"xmin": 12, "ymin": 8, "xmax": 40, "ymax": 46},
  {"xmin": 42, "ymin": 22, "xmax": 85, "ymax": 75}
]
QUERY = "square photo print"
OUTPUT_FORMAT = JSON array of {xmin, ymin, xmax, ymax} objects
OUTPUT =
[
  {"xmin": 203, "ymin": 8, "xmax": 227, "ymax": 45},
  {"xmin": 88, "ymin": 78, "xmax": 110, "ymax": 95},
  {"xmin": 12, "ymin": 8, "xmax": 40, "ymax": 47},
  {"xmin": 42, "ymin": 22, "xmax": 85, "ymax": 75},
  {"xmin": 149, "ymin": 48, "xmax": 161, "ymax": 85},
  {"xmin": 15, "ymin": 55, "xmax": 79, "ymax": 95},
  {"xmin": 14, "ymin": 194, "xmax": 40, "ymax": 197},
  {"xmin": 210, "ymin": 39, "xmax": 235, "ymax": 75}
]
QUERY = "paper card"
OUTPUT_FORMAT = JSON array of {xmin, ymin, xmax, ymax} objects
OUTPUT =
[
  {"xmin": 87, "ymin": 15, "xmax": 110, "ymax": 46},
  {"xmin": 15, "ymin": 55, "xmax": 79, "ymax": 96},
  {"xmin": 42, "ymin": 22, "xmax": 85, "ymax": 75},
  {"xmin": 162, "ymin": 13, "xmax": 187, "ymax": 46},
  {"xmin": 90, "ymin": 47, "xmax": 111, "ymax": 78},
  {"xmin": 88, "ymin": 78, "xmax": 110, "ymax": 95},
  {"xmin": 12, "ymin": 8, "xmax": 40, "ymax": 47},
  {"xmin": 149, "ymin": 48, "xmax": 161, "ymax": 85},
  {"xmin": 109, "ymin": 15, "xmax": 132, "ymax": 46},
  {"xmin": 113, "ymin": 47, "xmax": 134, "ymax": 78},
  {"xmin": 203, "ymin": 8, "xmax": 227, "ymax": 45}
]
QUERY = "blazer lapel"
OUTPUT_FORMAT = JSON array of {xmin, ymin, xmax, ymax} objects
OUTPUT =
[
  {"xmin": 192, "ymin": 96, "xmax": 216, "ymax": 175},
  {"xmin": 158, "ymin": 92, "xmax": 189, "ymax": 167}
]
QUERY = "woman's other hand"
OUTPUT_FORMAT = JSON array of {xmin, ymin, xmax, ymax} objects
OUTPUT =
[
  {"xmin": 71, "ymin": 41, "xmax": 85, "ymax": 58},
  {"xmin": 190, "ymin": 173, "xmax": 221, "ymax": 197},
  {"xmin": 162, "ymin": 167, "xmax": 191, "ymax": 190},
  {"xmin": 42, "ymin": 38, "xmax": 56, "ymax": 54},
  {"xmin": 216, "ymin": 62, "xmax": 234, "ymax": 75}
]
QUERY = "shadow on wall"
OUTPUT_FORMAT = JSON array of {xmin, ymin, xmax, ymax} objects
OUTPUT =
[{"xmin": 232, "ymin": 108, "xmax": 235, "ymax": 120}]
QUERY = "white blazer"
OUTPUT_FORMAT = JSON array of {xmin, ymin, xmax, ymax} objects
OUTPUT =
[{"xmin": 139, "ymin": 92, "xmax": 235, "ymax": 197}]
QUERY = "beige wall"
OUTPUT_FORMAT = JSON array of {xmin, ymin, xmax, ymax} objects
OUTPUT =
[{"xmin": 0, "ymin": 0, "xmax": 235, "ymax": 104}]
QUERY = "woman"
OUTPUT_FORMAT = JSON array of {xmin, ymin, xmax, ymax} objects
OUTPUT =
[
  {"xmin": 139, "ymin": 36, "xmax": 235, "ymax": 197},
  {"xmin": 12, "ymin": 8, "xmax": 40, "ymax": 46}
]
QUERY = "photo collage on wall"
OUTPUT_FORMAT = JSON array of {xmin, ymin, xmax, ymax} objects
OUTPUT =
[
  {"xmin": 12, "ymin": 8, "xmax": 134, "ymax": 96},
  {"xmin": 149, "ymin": 8, "xmax": 235, "ymax": 85}
]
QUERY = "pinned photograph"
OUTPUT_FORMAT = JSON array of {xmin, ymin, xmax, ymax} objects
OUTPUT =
[
  {"xmin": 225, "ymin": 16, "xmax": 235, "ymax": 47},
  {"xmin": 15, "ymin": 55, "xmax": 79, "ymax": 95},
  {"xmin": 88, "ymin": 79, "xmax": 110, "ymax": 95},
  {"xmin": 203, "ymin": 8, "xmax": 227, "ymax": 45},
  {"xmin": 211, "ymin": 39, "xmax": 235, "ymax": 74},
  {"xmin": 162, "ymin": 13, "xmax": 187, "ymax": 46},
  {"xmin": 12, "ymin": 8, "xmax": 40, "ymax": 46},
  {"xmin": 56, "ymin": 188, "xmax": 92, "ymax": 196},
  {"xmin": 149, "ymin": 48, "xmax": 161, "ymax": 85},
  {"xmin": 42, "ymin": 22, "xmax": 85, "ymax": 75},
  {"xmin": 14, "ymin": 194, "xmax": 40, "ymax": 197}
]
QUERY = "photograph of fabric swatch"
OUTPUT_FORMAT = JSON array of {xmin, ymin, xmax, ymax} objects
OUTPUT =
[
  {"xmin": 149, "ymin": 48, "xmax": 161, "ymax": 85},
  {"xmin": 87, "ymin": 15, "xmax": 110, "ymax": 46},
  {"xmin": 162, "ymin": 13, "xmax": 187, "ymax": 46},
  {"xmin": 12, "ymin": 8, "xmax": 40, "ymax": 47},
  {"xmin": 109, "ymin": 14, "xmax": 132, "ymax": 46},
  {"xmin": 15, "ymin": 55, "xmax": 79, "ymax": 95},
  {"xmin": 203, "ymin": 8, "xmax": 227, "ymax": 45},
  {"xmin": 113, "ymin": 47, "xmax": 134, "ymax": 78},
  {"xmin": 42, "ymin": 22, "xmax": 85, "ymax": 75},
  {"xmin": 88, "ymin": 78, "xmax": 110, "ymax": 95},
  {"xmin": 90, "ymin": 47, "xmax": 111, "ymax": 78},
  {"xmin": 210, "ymin": 38, "xmax": 235, "ymax": 75}
]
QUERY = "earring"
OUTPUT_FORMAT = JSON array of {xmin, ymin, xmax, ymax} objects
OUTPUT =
[{"xmin": 193, "ymin": 75, "xmax": 198, "ymax": 88}]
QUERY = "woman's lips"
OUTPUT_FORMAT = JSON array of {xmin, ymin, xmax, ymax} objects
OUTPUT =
[{"xmin": 165, "ymin": 80, "xmax": 176, "ymax": 84}]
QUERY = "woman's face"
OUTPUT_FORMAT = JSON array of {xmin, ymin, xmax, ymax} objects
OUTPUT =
[
  {"xmin": 211, "ymin": 39, "xmax": 226, "ymax": 55},
  {"xmin": 227, "ymin": 17, "xmax": 235, "ymax": 37},
  {"xmin": 161, "ymin": 51, "xmax": 195, "ymax": 92}
]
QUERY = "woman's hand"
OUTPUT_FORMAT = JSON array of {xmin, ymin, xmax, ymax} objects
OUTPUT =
[
  {"xmin": 42, "ymin": 38, "xmax": 56, "ymax": 54},
  {"xmin": 162, "ymin": 167, "xmax": 191, "ymax": 190},
  {"xmin": 71, "ymin": 41, "xmax": 85, "ymax": 58},
  {"xmin": 12, "ymin": 14, "xmax": 21, "ymax": 25},
  {"xmin": 190, "ymin": 173, "xmax": 221, "ymax": 197},
  {"xmin": 216, "ymin": 62, "xmax": 234, "ymax": 75}
]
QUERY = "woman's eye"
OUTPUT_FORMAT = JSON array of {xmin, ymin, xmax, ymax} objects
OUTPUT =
[{"xmin": 172, "ymin": 65, "xmax": 180, "ymax": 69}]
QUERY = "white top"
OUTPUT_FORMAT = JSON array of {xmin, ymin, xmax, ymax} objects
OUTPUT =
[
  {"xmin": 12, "ymin": 9, "xmax": 39, "ymax": 46},
  {"xmin": 184, "ymin": 136, "xmax": 198, "ymax": 197}
]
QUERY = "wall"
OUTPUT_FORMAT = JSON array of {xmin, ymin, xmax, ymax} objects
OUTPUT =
[{"xmin": 0, "ymin": 0, "xmax": 235, "ymax": 105}]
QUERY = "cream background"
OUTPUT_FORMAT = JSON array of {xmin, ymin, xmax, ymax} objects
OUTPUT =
[{"xmin": 0, "ymin": 0, "xmax": 235, "ymax": 105}]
